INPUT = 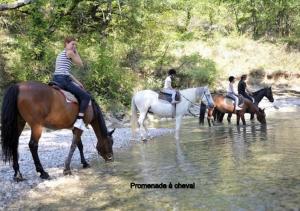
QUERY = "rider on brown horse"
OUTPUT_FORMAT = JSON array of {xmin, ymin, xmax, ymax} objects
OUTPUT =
[
  {"xmin": 53, "ymin": 37, "xmax": 91, "ymax": 131},
  {"xmin": 227, "ymin": 76, "xmax": 242, "ymax": 111},
  {"xmin": 238, "ymin": 74, "xmax": 253, "ymax": 102}
]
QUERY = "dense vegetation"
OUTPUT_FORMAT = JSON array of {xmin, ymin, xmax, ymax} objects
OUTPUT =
[{"xmin": 1, "ymin": 0, "xmax": 300, "ymax": 110}]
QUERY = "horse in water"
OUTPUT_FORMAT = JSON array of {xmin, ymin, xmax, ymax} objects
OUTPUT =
[
  {"xmin": 1, "ymin": 82, "xmax": 114, "ymax": 181},
  {"xmin": 131, "ymin": 87, "xmax": 214, "ymax": 140},
  {"xmin": 200, "ymin": 95, "xmax": 266, "ymax": 126},
  {"xmin": 217, "ymin": 87, "xmax": 274, "ymax": 122}
]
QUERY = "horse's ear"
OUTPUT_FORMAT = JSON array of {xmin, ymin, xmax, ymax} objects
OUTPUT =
[{"xmin": 109, "ymin": 128, "xmax": 115, "ymax": 136}]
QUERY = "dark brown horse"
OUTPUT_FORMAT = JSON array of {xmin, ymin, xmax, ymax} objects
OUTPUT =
[
  {"xmin": 200, "ymin": 94, "xmax": 266, "ymax": 126},
  {"xmin": 1, "ymin": 82, "xmax": 114, "ymax": 181},
  {"xmin": 222, "ymin": 87, "xmax": 274, "ymax": 122}
]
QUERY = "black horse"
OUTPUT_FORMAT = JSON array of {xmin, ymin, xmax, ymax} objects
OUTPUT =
[{"xmin": 215, "ymin": 87, "xmax": 274, "ymax": 123}]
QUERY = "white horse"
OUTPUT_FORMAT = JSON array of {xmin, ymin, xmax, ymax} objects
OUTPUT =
[{"xmin": 131, "ymin": 87, "xmax": 214, "ymax": 140}]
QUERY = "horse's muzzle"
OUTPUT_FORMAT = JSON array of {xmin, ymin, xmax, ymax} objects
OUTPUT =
[{"xmin": 105, "ymin": 154, "xmax": 114, "ymax": 162}]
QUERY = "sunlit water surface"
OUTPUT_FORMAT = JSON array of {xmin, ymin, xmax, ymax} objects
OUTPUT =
[{"xmin": 8, "ymin": 109, "xmax": 300, "ymax": 210}]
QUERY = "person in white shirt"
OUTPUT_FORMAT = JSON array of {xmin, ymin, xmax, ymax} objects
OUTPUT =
[
  {"xmin": 227, "ymin": 76, "xmax": 242, "ymax": 110},
  {"xmin": 163, "ymin": 69, "xmax": 178, "ymax": 104}
]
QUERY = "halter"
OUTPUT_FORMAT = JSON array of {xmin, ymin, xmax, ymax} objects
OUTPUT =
[
  {"xmin": 180, "ymin": 88, "xmax": 213, "ymax": 117},
  {"xmin": 180, "ymin": 88, "xmax": 211, "ymax": 107}
]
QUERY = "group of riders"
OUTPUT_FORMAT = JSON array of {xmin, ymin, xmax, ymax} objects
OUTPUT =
[
  {"xmin": 227, "ymin": 74, "xmax": 253, "ymax": 111},
  {"xmin": 55, "ymin": 37, "xmax": 254, "ymax": 131},
  {"xmin": 163, "ymin": 69, "xmax": 253, "ymax": 110}
]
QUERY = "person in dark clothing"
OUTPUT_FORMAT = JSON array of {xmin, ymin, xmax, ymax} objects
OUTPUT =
[{"xmin": 238, "ymin": 74, "xmax": 253, "ymax": 102}]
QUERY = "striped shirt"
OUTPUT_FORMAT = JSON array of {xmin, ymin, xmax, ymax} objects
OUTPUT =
[{"xmin": 54, "ymin": 50, "xmax": 72, "ymax": 75}]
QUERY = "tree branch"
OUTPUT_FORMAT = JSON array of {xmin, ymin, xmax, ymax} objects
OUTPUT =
[{"xmin": 0, "ymin": 0, "xmax": 34, "ymax": 11}]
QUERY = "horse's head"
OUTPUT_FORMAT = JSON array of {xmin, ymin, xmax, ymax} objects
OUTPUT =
[
  {"xmin": 257, "ymin": 108, "xmax": 266, "ymax": 124},
  {"xmin": 266, "ymin": 86, "xmax": 274, "ymax": 102},
  {"xmin": 91, "ymin": 99, "xmax": 114, "ymax": 162},
  {"xmin": 201, "ymin": 87, "xmax": 214, "ymax": 108},
  {"xmin": 96, "ymin": 128, "xmax": 115, "ymax": 162}
]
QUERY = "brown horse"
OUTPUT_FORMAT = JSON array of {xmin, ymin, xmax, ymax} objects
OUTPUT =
[
  {"xmin": 222, "ymin": 87, "xmax": 274, "ymax": 122},
  {"xmin": 200, "ymin": 94, "xmax": 266, "ymax": 126},
  {"xmin": 1, "ymin": 82, "xmax": 114, "ymax": 181}
]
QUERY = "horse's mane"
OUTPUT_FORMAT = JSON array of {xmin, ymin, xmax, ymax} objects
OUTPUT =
[
  {"xmin": 253, "ymin": 87, "xmax": 267, "ymax": 95},
  {"xmin": 91, "ymin": 98, "xmax": 108, "ymax": 137}
]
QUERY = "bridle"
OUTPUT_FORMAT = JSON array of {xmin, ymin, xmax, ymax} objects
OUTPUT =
[{"xmin": 180, "ymin": 88, "xmax": 213, "ymax": 117}]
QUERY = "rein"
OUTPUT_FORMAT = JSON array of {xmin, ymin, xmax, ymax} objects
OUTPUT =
[
  {"xmin": 179, "ymin": 89, "xmax": 210, "ymax": 117},
  {"xmin": 180, "ymin": 89, "xmax": 210, "ymax": 108},
  {"xmin": 86, "ymin": 126, "xmax": 102, "ymax": 159},
  {"xmin": 180, "ymin": 94, "xmax": 201, "ymax": 117}
]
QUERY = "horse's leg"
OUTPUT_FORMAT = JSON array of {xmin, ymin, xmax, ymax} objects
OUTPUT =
[
  {"xmin": 207, "ymin": 108, "xmax": 214, "ymax": 127},
  {"xmin": 241, "ymin": 112, "xmax": 246, "ymax": 125},
  {"xmin": 212, "ymin": 109, "xmax": 217, "ymax": 121},
  {"xmin": 77, "ymin": 137, "xmax": 90, "ymax": 168},
  {"xmin": 236, "ymin": 111, "xmax": 240, "ymax": 126},
  {"xmin": 207, "ymin": 117, "xmax": 211, "ymax": 127},
  {"xmin": 175, "ymin": 115, "xmax": 183, "ymax": 139},
  {"xmin": 143, "ymin": 112, "xmax": 152, "ymax": 139},
  {"xmin": 227, "ymin": 113, "xmax": 232, "ymax": 123},
  {"xmin": 64, "ymin": 129, "xmax": 83, "ymax": 175},
  {"xmin": 138, "ymin": 112, "xmax": 147, "ymax": 141},
  {"xmin": 219, "ymin": 113, "xmax": 225, "ymax": 122},
  {"xmin": 144, "ymin": 124, "xmax": 153, "ymax": 140},
  {"xmin": 13, "ymin": 117, "xmax": 26, "ymax": 182},
  {"xmin": 215, "ymin": 110, "xmax": 220, "ymax": 122},
  {"xmin": 29, "ymin": 126, "xmax": 50, "ymax": 179},
  {"xmin": 250, "ymin": 113, "xmax": 255, "ymax": 121}
]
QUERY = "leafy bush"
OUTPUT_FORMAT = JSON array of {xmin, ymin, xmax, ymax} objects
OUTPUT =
[
  {"xmin": 178, "ymin": 53, "xmax": 218, "ymax": 87},
  {"xmin": 83, "ymin": 46, "xmax": 135, "ymax": 110}
]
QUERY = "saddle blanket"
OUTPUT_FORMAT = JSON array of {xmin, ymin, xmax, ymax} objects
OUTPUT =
[
  {"xmin": 225, "ymin": 95, "xmax": 244, "ymax": 107},
  {"xmin": 48, "ymin": 81, "xmax": 91, "ymax": 105},
  {"xmin": 158, "ymin": 91, "xmax": 181, "ymax": 104}
]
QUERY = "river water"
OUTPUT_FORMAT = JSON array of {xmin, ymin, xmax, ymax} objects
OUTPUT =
[{"xmin": 7, "ymin": 107, "xmax": 300, "ymax": 210}]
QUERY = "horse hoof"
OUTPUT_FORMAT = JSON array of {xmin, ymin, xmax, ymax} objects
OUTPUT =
[
  {"xmin": 40, "ymin": 172, "xmax": 50, "ymax": 180},
  {"xmin": 82, "ymin": 163, "xmax": 90, "ymax": 168},
  {"xmin": 142, "ymin": 138, "xmax": 148, "ymax": 142},
  {"xmin": 63, "ymin": 169, "xmax": 72, "ymax": 175},
  {"xmin": 148, "ymin": 136, "xmax": 154, "ymax": 140},
  {"xmin": 13, "ymin": 175, "xmax": 25, "ymax": 182}
]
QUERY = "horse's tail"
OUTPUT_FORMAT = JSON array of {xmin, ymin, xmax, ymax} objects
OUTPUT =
[
  {"xmin": 1, "ymin": 84, "xmax": 20, "ymax": 163},
  {"xmin": 199, "ymin": 102, "xmax": 206, "ymax": 125},
  {"xmin": 130, "ymin": 96, "xmax": 138, "ymax": 138}
]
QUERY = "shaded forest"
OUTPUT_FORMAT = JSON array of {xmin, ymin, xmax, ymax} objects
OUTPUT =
[{"xmin": 1, "ymin": 0, "xmax": 300, "ymax": 110}]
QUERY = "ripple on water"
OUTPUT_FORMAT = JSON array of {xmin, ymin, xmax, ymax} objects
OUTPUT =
[{"xmin": 6, "ymin": 108, "xmax": 300, "ymax": 210}]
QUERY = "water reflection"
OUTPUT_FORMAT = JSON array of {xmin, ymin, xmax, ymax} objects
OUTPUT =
[{"xmin": 7, "ymin": 110, "xmax": 300, "ymax": 210}]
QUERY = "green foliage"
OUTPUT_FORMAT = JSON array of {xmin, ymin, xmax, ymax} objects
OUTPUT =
[
  {"xmin": 179, "ymin": 54, "xmax": 218, "ymax": 87},
  {"xmin": 83, "ymin": 46, "xmax": 135, "ymax": 109},
  {"xmin": 0, "ymin": 0, "xmax": 299, "ymax": 111}
]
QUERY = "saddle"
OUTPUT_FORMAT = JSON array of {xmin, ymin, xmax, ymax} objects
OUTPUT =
[
  {"xmin": 225, "ymin": 94, "xmax": 244, "ymax": 106},
  {"xmin": 48, "ymin": 81, "xmax": 90, "ymax": 105},
  {"xmin": 158, "ymin": 90, "xmax": 181, "ymax": 104}
]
